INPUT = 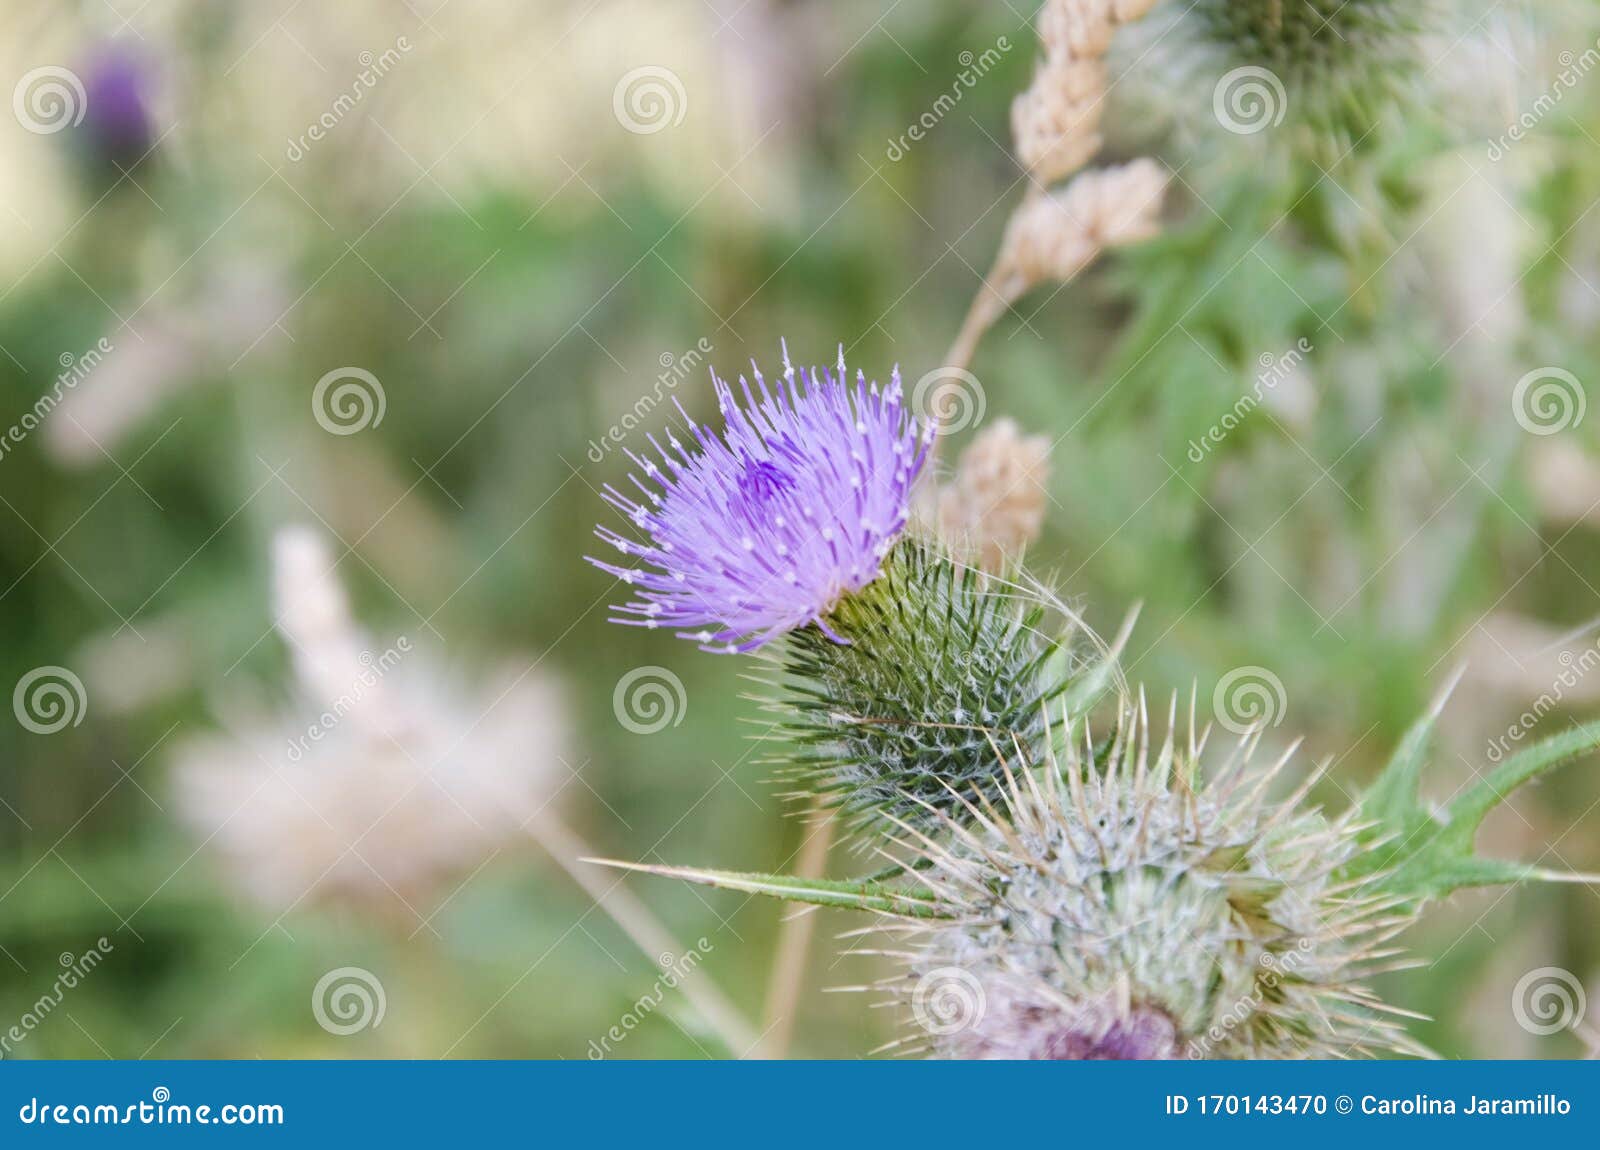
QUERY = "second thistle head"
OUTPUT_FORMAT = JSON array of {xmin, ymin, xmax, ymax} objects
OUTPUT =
[
  {"xmin": 1190, "ymin": 0, "xmax": 1435, "ymax": 150},
  {"xmin": 888, "ymin": 695, "xmax": 1425, "ymax": 1060}
]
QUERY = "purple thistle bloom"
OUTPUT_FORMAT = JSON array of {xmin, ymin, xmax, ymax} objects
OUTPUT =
[
  {"xmin": 589, "ymin": 345, "xmax": 931, "ymax": 653},
  {"xmin": 80, "ymin": 44, "xmax": 154, "ymax": 168}
]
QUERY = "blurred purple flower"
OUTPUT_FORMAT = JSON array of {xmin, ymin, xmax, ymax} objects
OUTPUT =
[
  {"xmin": 590, "ymin": 345, "xmax": 930, "ymax": 653},
  {"xmin": 80, "ymin": 44, "xmax": 154, "ymax": 168}
]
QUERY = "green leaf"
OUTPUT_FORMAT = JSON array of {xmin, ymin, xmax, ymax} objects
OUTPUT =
[
  {"xmin": 1448, "ymin": 719, "xmax": 1600, "ymax": 837},
  {"xmin": 581, "ymin": 859, "xmax": 951, "ymax": 919},
  {"xmin": 1356, "ymin": 666, "xmax": 1459, "ymax": 833},
  {"xmin": 1346, "ymin": 678, "xmax": 1600, "ymax": 902}
]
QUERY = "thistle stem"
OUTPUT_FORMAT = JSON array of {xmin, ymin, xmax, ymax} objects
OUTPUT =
[
  {"xmin": 943, "ymin": 284, "xmax": 1003, "ymax": 379},
  {"xmin": 934, "ymin": 253, "xmax": 1014, "ymax": 464}
]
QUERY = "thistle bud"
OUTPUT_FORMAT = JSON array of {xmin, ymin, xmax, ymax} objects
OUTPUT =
[{"xmin": 774, "ymin": 540, "xmax": 1075, "ymax": 836}]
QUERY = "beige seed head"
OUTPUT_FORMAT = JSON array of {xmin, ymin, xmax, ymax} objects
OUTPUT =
[
  {"xmin": 938, "ymin": 418, "xmax": 1052, "ymax": 573},
  {"xmin": 1011, "ymin": 59, "xmax": 1107, "ymax": 186},
  {"xmin": 1013, "ymin": 0, "xmax": 1158, "ymax": 184},
  {"xmin": 994, "ymin": 159, "xmax": 1169, "ymax": 299}
]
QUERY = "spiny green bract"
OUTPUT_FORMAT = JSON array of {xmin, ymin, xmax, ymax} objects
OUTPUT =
[
  {"xmin": 767, "ymin": 539, "xmax": 1070, "ymax": 837},
  {"xmin": 1195, "ymin": 0, "xmax": 1432, "ymax": 146},
  {"xmin": 879, "ymin": 698, "xmax": 1424, "ymax": 1059}
]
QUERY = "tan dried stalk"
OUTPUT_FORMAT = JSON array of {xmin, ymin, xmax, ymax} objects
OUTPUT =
[{"xmin": 937, "ymin": 0, "xmax": 1168, "ymax": 437}]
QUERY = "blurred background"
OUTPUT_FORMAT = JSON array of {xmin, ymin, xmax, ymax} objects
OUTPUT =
[{"xmin": 2, "ymin": 0, "xmax": 1599, "ymax": 1059}]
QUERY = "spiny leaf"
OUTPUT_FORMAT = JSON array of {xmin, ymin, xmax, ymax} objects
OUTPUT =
[
  {"xmin": 582, "ymin": 858, "xmax": 951, "ymax": 918},
  {"xmin": 1347, "ymin": 685, "xmax": 1600, "ymax": 901},
  {"xmin": 1447, "ymin": 718, "xmax": 1600, "ymax": 837},
  {"xmin": 1357, "ymin": 665, "xmax": 1461, "ymax": 831}
]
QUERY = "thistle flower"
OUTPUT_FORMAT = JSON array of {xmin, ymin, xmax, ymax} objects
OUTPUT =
[
  {"xmin": 589, "ymin": 346, "xmax": 930, "ymax": 653},
  {"xmin": 78, "ymin": 44, "xmax": 155, "ymax": 175},
  {"xmin": 590, "ymin": 350, "xmax": 1105, "ymax": 834},
  {"xmin": 886, "ymin": 678, "xmax": 1600, "ymax": 1059}
]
